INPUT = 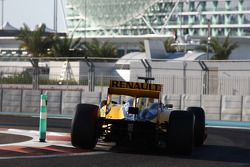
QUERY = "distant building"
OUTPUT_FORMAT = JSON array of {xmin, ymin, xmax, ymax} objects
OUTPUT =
[
  {"xmin": 0, "ymin": 22, "xmax": 66, "ymax": 57},
  {"xmin": 66, "ymin": 0, "xmax": 250, "ymax": 38},
  {"xmin": 64, "ymin": 0, "xmax": 250, "ymax": 59}
]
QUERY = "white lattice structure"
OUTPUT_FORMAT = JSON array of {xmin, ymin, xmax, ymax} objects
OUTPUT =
[
  {"xmin": 66, "ymin": 0, "xmax": 179, "ymax": 37},
  {"xmin": 65, "ymin": 0, "xmax": 250, "ymax": 38},
  {"xmin": 62, "ymin": 0, "xmax": 250, "ymax": 58},
  {"xmin": 68, "ymin": 0, "xmax": 166, "ymax": 27}
]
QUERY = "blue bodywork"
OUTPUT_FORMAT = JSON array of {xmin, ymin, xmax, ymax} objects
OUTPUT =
[{"xmin": 122, "ymin": 98, "xmax": 166, "ymax": 121}]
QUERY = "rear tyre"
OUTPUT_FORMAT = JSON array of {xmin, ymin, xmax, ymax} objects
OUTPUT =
[
  {"xmin": 187, "ymin": 107, "xmax": 206, "ymax": 146},
  {"xmin": 167, "ymin": 110, "xmax": 194, "ymax": 155},
  {"xmin": 71, "ymin": 103, "xmax": 99, "ymax": 149}
]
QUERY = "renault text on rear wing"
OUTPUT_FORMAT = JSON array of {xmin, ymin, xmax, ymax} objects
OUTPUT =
[{"xmin": 108, "ymin": 80, "xmax": 162, "ymax": 98}]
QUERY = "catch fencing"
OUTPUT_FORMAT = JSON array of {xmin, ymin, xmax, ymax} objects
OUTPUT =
[{"xmin": 0, "ymin": 58, "xmax": 250, "ymax": 95}]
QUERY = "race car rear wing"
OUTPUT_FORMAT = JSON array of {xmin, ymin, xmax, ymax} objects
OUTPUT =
[{"xmin": 108, "ymin": 80, "xmax": 162, "ymax": 99}]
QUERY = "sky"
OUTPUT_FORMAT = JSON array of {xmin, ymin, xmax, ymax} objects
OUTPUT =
[{"xmin": 3, "ymin": 0, "xmax": 66, "ymax": 32}]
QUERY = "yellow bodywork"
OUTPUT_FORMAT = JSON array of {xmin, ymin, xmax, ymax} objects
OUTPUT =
[
  {"xmin": 101, "ymin": 103, "xmax": 171, "ymax": 124},
  {"xmin": 100, "ymin": 80, "xmax": 171, "ymax": 124},
  {"xmin": 104, "ymin": 104, "xmax": 124, "ymax": 119}
]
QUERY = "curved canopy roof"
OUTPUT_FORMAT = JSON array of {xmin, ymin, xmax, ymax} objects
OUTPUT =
[
  {"xmin": 1, "ymin": 22, "xmax": 18, "ymax": 31},
  {"xmin": 68, "ymin": 0, "xmax": 163, "ymax": 27}
]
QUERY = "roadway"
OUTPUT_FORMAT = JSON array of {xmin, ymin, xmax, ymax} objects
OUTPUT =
[{"xmin": 0, "ymin": 115, "xmax": 250, "ymax": 167}]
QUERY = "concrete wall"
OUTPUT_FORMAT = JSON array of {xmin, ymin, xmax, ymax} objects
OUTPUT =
[
  {"xmin": 0, "ymin": 89, "xmax": 102, "ymax": 117},
  {"xmin": 201, "ymin": 95, "xmax": 221, "ymax": 120},
  {"xmin": 46, "ymin": 90, "xmax": 62, "ymax": 115},
  {"xmin": 81, "ymin": 91, "xmax": 101, "ymax": 104},
  {"xmin": 0, "ymin": 89, "xmax": 250, "ymax": 122},
  {"xmin": 22, "ymin": 90, "xmax": 41, "ymax": 113},
  {"xmin": 182, "ymin": 95, "xmax": 202, "ymax": 109},
  {"xmin": 162, "ymin": 94, "xmax": 249, "ymax": 122},
  {"xmin": 62, "ymin": 91, "xmax": 81, "ymax": 115},
  {"xmin": 243, "ymin": 96, "xmax": 250, "ymax": 122},
  {"xmin": 2, "ymin": 89, "xmax": 22, "ymax": 113},
  {"xmin": 163, "ymin": 94, "xmax": 182, "ymax": 110},
  {"xmin": 221, "ymin": 95, "xmax": 243, "ymax": 121}
]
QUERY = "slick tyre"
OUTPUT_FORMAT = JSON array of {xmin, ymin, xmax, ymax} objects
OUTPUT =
[
  {"xmin": 187, "ymin": 107, "xmax": 206, "ymax": 146},
  {"xmin": 167, "ymin": 110, "xmax": 194, "ymax": 155},
  {"xmin": 71, "ymin": 103, "xmax": 99, "ymax": 149}
]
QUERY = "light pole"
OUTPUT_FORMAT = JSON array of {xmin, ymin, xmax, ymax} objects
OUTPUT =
[
  {"xmin": 54, "ymin": 0, "xmax": 58, "ymax": 32},
  {"xmin": 1, "ymin": 0, "xmax": 4, "ymax": 29},
  {"xmin": 85, "ymin": 0, "xmax": 87, "ymax": 42},
  {"xmin": 207, "ymin": 19, "xmax": 211, "ymax": 60}
]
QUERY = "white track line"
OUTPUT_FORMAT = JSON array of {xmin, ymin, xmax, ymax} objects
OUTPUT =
[
  {"xmin": 0, "ymin": 129, "xmax": 70, "ymax": 147},
  {"xmin": 0, "ymin": 151, "xmax": 109, "ymax": 160},
  {"xmin": 0, "ymin": 128, "xmax": 110, "ymax": 160},
  {"xmin": 207, "ymin": 125, "xmax": 250, "ymax": 130}
]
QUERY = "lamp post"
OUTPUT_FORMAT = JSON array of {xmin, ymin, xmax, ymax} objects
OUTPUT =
[
  {"xmin": 207, "ymin": 19, "xmax": 211, "ymax": 60},
  {"xmin": 54, "ymin": 0, "xmax": 58, "ymax": 32},
  {"xmin": 85, "ymin": 0, "xmax": 87, "ymax": 42},
  {"xmin": 1, "ymin": 0, "xmax": 4, "ymax": 29}
]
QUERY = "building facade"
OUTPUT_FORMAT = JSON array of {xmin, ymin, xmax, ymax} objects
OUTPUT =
[
  {"xmin": 64, "ymin": 0, "xmax": 250, "ymax": 58},
  {"xmin": 66, "ymin": 0, "xmax": 250, "ymax": 38}
]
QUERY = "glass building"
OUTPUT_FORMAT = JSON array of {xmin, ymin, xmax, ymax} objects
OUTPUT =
[
  {"xmin": 63, "ymin": 0, "xmax": 250, "ymax": 58},
  {"xmin": 65, "ymin": 0, "xmax": 250, "ymax": 38}
]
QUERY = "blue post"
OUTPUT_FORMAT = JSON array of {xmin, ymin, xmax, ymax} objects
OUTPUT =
[{"xmin": 39, "ymin": 92, "xmax": 48, "ymax": 142}]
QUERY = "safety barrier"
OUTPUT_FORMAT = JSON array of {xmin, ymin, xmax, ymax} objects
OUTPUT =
[
  {"xmin": 182, "ymin": 95, "xmax": 201, "ymax": 110},
  {"xmin": 221, "ymin": 95, "xmax": 242, "ymax": 121},
  {"xmin": 46, "ymin": 90, "xmax": 62, "ymax": 115},
  {"xmin": 62, "ymin": 91, "xmax": 81, "ymax": 115},
  {"xmin": 0, "ymin": 89, "xmax": 101, "ymax": 117},
  {"xmin": 81, "ymin": 91, "xmax": 102, "ymax": 104},
  {"xmin": 163, "ymin": 94, "xmax": 181, "ymax": 110},
  {"xmin": 0, "ymin": 89, "xmax": 250, "ymax": 122},
  {"xmin": 163, "ymin": 94, "xmax": 249, "ymax": 122},
  {"xmin": 243, "ymin": 96, "xmax": 250, "ymax": 122},
  {"xmin": 201, "ymin": 95, "xmax": 221, "ymax": 120},
  {"xmin": 2, "ymin": 89, "xmax": 22, "ymax": 113},
  {"xmin": 22, "ymin": 90, "xmax": 41, "ymax": 113}
]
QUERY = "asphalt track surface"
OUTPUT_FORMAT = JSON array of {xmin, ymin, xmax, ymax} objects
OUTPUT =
[{"xmin": 0, "ymin": 115, "xmax": 250, "ymax": 167}]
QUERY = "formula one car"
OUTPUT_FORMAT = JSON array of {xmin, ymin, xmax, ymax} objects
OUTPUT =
[{"xmin": 71, "ymin": 78, "xmax": 207, "ymax": 154}]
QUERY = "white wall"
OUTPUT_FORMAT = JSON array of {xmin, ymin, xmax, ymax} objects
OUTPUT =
[{"xmin": 1, "ymin": 88, "xmax": 250, "ymax": 122}]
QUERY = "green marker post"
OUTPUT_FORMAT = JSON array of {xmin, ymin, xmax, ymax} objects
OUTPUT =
[{"xmin": 39, "ymin": 92, "xmax": 48, "ymax": 142}]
